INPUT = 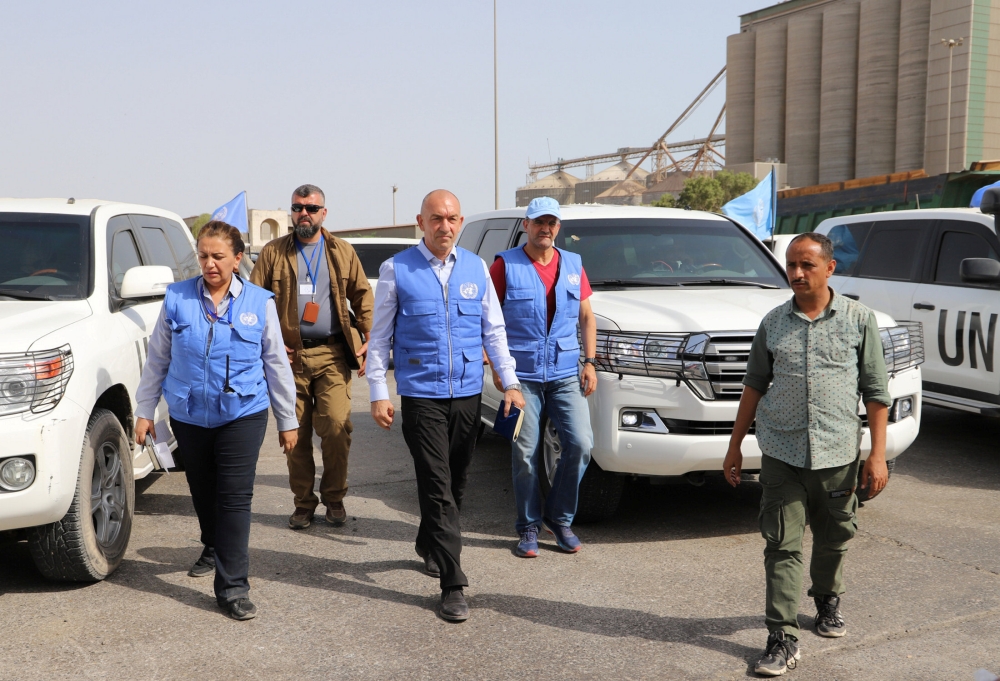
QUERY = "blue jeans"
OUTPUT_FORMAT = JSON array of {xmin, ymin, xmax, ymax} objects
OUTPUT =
[{"xmin": 512, "ymin": 375, "xmax": 594, "ymax": 533}]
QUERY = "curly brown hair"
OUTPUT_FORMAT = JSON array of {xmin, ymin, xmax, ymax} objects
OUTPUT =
[{"xmin": 197, "ymin": 220, "xmax": 245, "ymax": 255}]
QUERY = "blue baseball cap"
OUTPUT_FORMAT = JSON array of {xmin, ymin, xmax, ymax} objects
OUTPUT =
[{"xmin": 525, "ymin": 196, "xmax": 561, "ymax": 220}]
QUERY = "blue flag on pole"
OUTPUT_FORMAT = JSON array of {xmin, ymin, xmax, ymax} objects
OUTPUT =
[
  {"xmin": 970, "ymin": 180, "xmax": 1000, "ymax": 208},
  {"xmin": 210, "ymin": 191, "xmax": 248, "ymax": 233},
  {"xmin": 721, "ymin": 168, "xmax": 776, "ymax": 240}
]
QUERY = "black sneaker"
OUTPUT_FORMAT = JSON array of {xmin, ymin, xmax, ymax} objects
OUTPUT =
[
  {"xmin": 754, "ymin": 631, "xmax": 800, "ymax": 677},
  {"xmin": 223, "ymin": 597, "xmax": 258, "ymax": 621},
  {"xmin": 437, "ymin": 587, "xmax": 469, "ymax": 622},
  {"xmin": 187, "ymin": 546, "xmax": 216, "ymax": 578},
  {"xmin": 814, "ymin": 595, "xmax": 846, "ymax": 638}
]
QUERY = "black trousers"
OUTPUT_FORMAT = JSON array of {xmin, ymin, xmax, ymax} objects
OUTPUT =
[
  {"xmin": 401, "ymin": 394, "xmax": 481, "ymax": 590},
  {"xmin": 170, "ymin": 409, "xmax": 268, "ymax": 603}
]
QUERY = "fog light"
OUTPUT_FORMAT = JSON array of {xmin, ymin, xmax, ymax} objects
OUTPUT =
[
  {"xmin": 890, "ymin": 396, "xmax": 914, "ymax": 423},
  {"xmin": 0, "ymin": 457, "xmax": 35, "ymax": 492},
  {"xmin": 621, "ymin": 412, "xmax": 639, "ymax": 427}
]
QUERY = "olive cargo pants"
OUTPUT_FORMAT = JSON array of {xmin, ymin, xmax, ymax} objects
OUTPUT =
[{"xmin": 758, "ymin": 454, "xmax": 861, "ymax": 639}]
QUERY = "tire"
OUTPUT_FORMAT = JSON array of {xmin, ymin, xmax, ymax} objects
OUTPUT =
[
  {"xmin": 856, "ymin": 457, "xmax": 895, "ymax": 503},
  {"xmin": 539, "ymin": 416, "xmax": 624, "ymax": 523},
  {"xmin": 28, "ymin": 409, "xmax": 135, "ymax": 581}
]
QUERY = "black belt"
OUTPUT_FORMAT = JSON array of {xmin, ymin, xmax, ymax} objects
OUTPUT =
[{"xmin": 301, "ymin": 334, "xmax": 342, "ymax": 349}]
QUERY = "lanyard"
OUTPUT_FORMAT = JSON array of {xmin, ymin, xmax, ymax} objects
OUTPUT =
[
  {"xmin": 198, "ymin": 279, "xmax": 233, "ymax": 326},
  {"xmin": 295, "ymin": 235, "xmax": 324, "ymax": 298}
]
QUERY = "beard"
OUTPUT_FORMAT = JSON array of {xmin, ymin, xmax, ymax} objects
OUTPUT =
[{"xmin": 294, "ymin": 221, "xmax": 320, "ymax": 240}]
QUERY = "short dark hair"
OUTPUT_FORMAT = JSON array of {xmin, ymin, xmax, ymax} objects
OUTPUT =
[
  {"xmin": 197, "ymin": 220, "xmax": 245, "ymax": 255},
  {"xmin": 789, "ymin": 232, "xmax": 834, "ymax": 261},
  {"xmin": 293, "ymin": 184, "xmax": 325, "ymax": 201}
]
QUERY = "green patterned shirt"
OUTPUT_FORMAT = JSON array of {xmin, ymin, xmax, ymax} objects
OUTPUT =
[{"xmin": 743, "ymin": 290, "xmax": 891, "ymax": 470}]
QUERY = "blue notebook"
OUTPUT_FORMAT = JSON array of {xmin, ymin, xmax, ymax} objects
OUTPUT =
[{"xmin": 493, "ymin": 403, "xmax": 525, "ymax": 443}]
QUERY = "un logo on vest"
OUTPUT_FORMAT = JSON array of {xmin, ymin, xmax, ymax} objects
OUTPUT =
[
  {"xmin": 239, "ymin": 312, "xmax": 258, "ymax": 326},
  {"xmin": 460, "ymin": 282, "xmax": 479, "ymax": 299},
  {"xmin": 567, "ymin": 274, "xmax": 581, "ymax": 286}
]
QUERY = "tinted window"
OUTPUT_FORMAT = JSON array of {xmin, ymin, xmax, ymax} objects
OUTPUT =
[
  {"xmin": 140, "ymin": 227, "xmax": 180, "ymax": 281},
  {"xmin": 855, "ymin": 221, "xmax": 930, "ymax": 281},
  {"xmin": 352, "ymin": 243, "xmax": 415, "ymax": 278},
  {"xmin": 827, "ymin": 222, "xmax": 871, "ymax": 275},
  {"xmin": 476, "ymin": 229, "xmax": 510, "ymax": 265},
  {"xmin": 457, "ymin": 220, "xmax": 487, "ymax": 251},
  {"xmin": 161, "ymin": 219, "xmax": 200, "ymax": 279},
  {"xmin": 0, "ymin": 212, "xmax": 91, "ymax": 300},
  {"xmin": 935, "ymin": 230, "xmax": 1000, "ymax": 284},
  {"xmin": 110, "ymin": 229, "xmax": 142, "ymax": 295}
]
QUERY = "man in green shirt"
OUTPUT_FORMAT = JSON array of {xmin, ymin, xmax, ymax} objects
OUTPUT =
[{"xmin": 724, "ymin": 232, "xmax": 891, "ymax": 677}]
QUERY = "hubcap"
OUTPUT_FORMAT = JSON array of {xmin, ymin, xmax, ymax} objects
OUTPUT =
[
  {"xmin": 543, "ymin": 420, "xmax": 562, "ymax": 486},
  {"xmin": 91, "ymin": 441, "xmax": 125, "ymax": 549}
]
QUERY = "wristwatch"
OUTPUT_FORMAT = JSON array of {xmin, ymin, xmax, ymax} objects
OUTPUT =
[
  {"xmin": 582, "ymin": 357, "xmax": 597, "ymax": 365},
  {"xmin": 504, "ymin": 383, "xmax": 522, "ymax": 392}
]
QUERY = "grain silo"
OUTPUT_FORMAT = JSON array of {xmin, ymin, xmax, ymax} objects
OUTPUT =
[
  {"xmin": 726, "ymin": 32, "xmax": 756, "ymax": 165},
  {"xmin": 855, "ymin": 0, "xmax": 901, "ymax": 178},
  {"xmin": 894, "ymin": 0, "xmax": 931, "ymax": 173},
  {"xmin": 818, "ymin": 2, "xmax": 861, "ymax": 184},
  {"xmin": 515, "ymin": 170, "xmax": 580, "ymax": 207},
  {"xmin": 575, "ymin": 161, "xmax": 649, "ymax": 204},
  {"xmin": 753, "ymin": 22, "xmax": 788, "ymax": 162},
  {"xmin": 595, "ymin": 179, "xmax": 646, "ymax": 206},
  {"xmin": 784, "ymin": 13, "xmax": 823, "ymax": 187}
]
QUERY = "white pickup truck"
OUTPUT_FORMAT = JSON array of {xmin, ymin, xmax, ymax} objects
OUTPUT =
[
  {"xmin": 460, "ymin": 205, "xmax": 924, "ymax": 521},
  {"xmin": 0, "ymin": 198, "xmax": 194, "ymax": 580}
]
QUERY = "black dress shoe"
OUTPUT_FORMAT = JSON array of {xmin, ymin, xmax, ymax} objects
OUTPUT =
[
  {"xmin": 437, "ymin": 588, "xmax": 468, "ymax": 622},
  {"xmin": 223, "ymin": 597, "xmax": 258, "ymax": 621},
  {"xmin": 415, "ymin": 545, "xmax": 441, "ymax": 578},
  {"xmin": 188, "ymin": 546, "xmax": 216, "ymax": 577}
]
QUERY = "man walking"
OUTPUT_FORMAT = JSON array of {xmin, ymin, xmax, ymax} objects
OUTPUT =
[
  {"xmin": 723, "ymin": 233, "xmax": 891, "ymax": 677},
  {"xmin": 367, "ymin": 189, "xmax": 523, "ymax": 622},
  {"xmin": 489, "ymin": 197, "xmax": 596, "ymax": 557},
  {"xmin": 251, "ymin": 184, "xmax": 373, "ymax": 530}
]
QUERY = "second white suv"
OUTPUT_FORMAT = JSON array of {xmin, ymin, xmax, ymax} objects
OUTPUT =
[{"xmin": 461, "ymin": 205, "xmax": 924, "ymax": 521}]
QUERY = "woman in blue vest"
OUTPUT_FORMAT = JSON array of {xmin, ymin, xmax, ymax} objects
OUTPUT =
[{"xmin": 134, "ymin": 221, "xmax": 299, "ymax": 621}]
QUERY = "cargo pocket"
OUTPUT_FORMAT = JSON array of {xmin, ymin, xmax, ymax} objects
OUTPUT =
[
  {"xmin": 555, "ymin": 336, "xmax": 580, "ymax": 371},
  {"xmin": 161, "ymin": 374, "xmax": 192, "ymax": 420},
  {"xmin": 825, "ymin": 496, "xmax": 859, "ymax": 545},
  {"xmin": 461, "ymin": 347, "xmax": 484, "ymax": 392},
  {"xmin": 758, "ymin": 473, "xmax": 785, "ymax": 545},
  {"xmin": 219, "ymin": 378, "xmax": 262, "ymax": 421},
  {"xmin": 508, "ymin": 339, "xmax": 539, "ymax": 374},
  {"xmin": 503, "ymin": 288, "xmax": 535, "ymax": 318}
]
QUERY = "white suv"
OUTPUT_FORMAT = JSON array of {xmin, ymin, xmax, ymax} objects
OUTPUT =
[
  {"xmin": 0, "ymin": 198, "xmax": 195, "ymax": 580},
  {"xmin": 461, "ymin": 205, "xmax": 924, "ymax": 521}
]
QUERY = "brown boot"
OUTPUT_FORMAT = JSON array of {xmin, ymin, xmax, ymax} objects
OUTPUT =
[
  {"xmin": 288, "ymin": 507, "xmax": 313, "ymax": 530},
  {"xmin": 325, "ymin": 501, "xmax": 347, "ymax": 526}
]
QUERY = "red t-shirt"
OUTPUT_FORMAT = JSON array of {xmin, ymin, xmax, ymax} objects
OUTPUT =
[{"xmin": 489, "ymin": 249, "xmax": 593, "ymax": 330}]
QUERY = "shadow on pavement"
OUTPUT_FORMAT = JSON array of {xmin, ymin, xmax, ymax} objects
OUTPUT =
[{"xmin": 896, "ymin": 406, "xmax": 1000, "ymax": 491}]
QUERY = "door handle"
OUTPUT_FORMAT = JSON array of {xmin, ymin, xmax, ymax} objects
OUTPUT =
[
  {"xmin": 843, "ymin": 294, "xmax": 860, "ymax": 300},
  {"xmin": 913, "ymin": 302, "xmax": 935, "ymax": 310}
]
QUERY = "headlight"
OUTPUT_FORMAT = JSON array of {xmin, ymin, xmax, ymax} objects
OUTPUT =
[
  {"xmin": 0, "ymin": 457, "xmax": 35, "ymax": 491},
  {"xmin": 879, "ymin": 323, "xmax": 925, "ymax": 374},
  {"xmin": 0, "ymin": 345, "xmax": 74, "ymax": 417},
  {"xmin": 889, "ymin": 396, "xmax": 915, "ymax": 422},
  {"xmin": 595, "ymin": 332, "xmax": 719, "ymax": 400}
]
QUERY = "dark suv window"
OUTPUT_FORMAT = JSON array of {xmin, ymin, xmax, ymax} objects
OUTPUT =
[
  {"xmin": 827, "ymin": 222, "xmax": 871, "ymax": 275},
  {"xmin": 0, "ymin": 212, "xmax": 92, "ymax": 300},
  {"xmin": 132, "ymin": 215, "xmax": 200, "ymax": 282},
  {"xmin": 855, "ymin": 220, "xmax": 931, "ymax": 281},
  {"xmin": 934, "ymin": 229, "xmax": 1000, "ymax": 285},
  {"xmin": 457, "ymin": 220, "xmax": 487, "ymax": 251},
  {"xmin": 477, "ymin": 229, "xmax": 510, "ymax": 265},
  {"xmin": 110, "ymin": 227, "xmax": 142, "ymax": 295}
]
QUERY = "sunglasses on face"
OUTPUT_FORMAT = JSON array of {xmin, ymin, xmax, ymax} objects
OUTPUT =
[{"xmin": 291, "ymin": 204, "xmax": 324, "ymax": 214}]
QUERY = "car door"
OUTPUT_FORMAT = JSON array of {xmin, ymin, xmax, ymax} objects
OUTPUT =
[
  {"xmin": 847, "ymin": 219, "xmax": 933, "ymax": 324},
  {"xmin": 910, "ymin": 220, "xmax": 1000, "ymax": 398},
  {"xmin": 824, "ymin": 221, "xmax": 872, "ymax": 297}
]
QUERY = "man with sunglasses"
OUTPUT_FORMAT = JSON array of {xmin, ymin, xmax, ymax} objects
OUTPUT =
[{"xmin": 250, "ymin": 184, "xmax": 374, "ymax": 530}]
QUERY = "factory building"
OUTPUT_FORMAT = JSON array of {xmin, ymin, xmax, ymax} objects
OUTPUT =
[
  {"xmin": 726, "ymin": 0, "xmax": 1000, "ymax": 188},
  {"xmin": 574, "ymin": 161, "xmax": 650, "ymax": 204},
  {"xmin": 515, "ymin": 169, "xmax": 580, "ymax": 207}
]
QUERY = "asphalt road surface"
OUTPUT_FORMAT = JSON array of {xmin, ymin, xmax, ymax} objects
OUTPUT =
[{"xmin": 2, "ymin": 376, "xmax": 999, "ymax": 680}]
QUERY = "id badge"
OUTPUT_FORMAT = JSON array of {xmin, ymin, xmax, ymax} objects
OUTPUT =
[
  {"xmin": 299, "ymin": 284, "xmax": 315, "ymax": 295},
  {"xmin": 303, "ymin": 301, "xmax": 320, "ymax": 324}
]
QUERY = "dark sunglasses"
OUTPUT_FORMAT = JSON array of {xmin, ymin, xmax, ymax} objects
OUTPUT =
[{"xmin": 291, "ymin": 204, "xmax": 324, "ymax": 214}]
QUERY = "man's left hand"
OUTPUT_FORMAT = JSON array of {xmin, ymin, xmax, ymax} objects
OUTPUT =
[
  {"xmin": 356, "ymin": 341, "xmax": 369, "ymax": 377},
  {"xmin": 279, "ymin": 430, "xmax": 298, "ymax": 454},
  {"xmin": 581, "ymin": 364, "xmax": 597, "ymax": 397},
  {"xmin": 503, "ymin": 388, "xmax": 525, "ymax": 418},
  {"xmin": 860, "ymin": 455, "xmax": 889, "ymax": 497}
]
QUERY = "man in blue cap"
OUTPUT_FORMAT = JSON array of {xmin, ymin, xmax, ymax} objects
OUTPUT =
[{"xmin": 488, "ymin": 196, "xmax": 597, "ymax": 557}]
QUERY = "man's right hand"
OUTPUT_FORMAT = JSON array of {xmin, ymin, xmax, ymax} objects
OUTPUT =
[
  {"xmin": 371, "ymin": 399, "xmax": 395, "ymax": 430},
  {"xmin": 135, "ymin": 418, "xmax": 155, "ymax": 446},
  {"xmin": 722, "ymin": 445, "xmax": 743, "ymax": 487}
]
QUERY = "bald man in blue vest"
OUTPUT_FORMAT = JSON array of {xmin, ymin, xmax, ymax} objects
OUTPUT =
[{"xmin": 367, "ymin": 189, "xmax": 524, "ymax": 622}]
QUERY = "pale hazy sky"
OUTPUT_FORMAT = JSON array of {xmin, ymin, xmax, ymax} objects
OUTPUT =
[{"xmin": 1, "ymin": 1, "xmax": 765, "ymax": 229}]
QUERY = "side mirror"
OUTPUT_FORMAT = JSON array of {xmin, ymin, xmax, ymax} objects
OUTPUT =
[
  {"xmin": 980, "ymin": 187, "xmax": 1000, "ymax": 215},
  {"xmin": 960, "ymin": 258, "xmax": 1000, "ymax": 283},
  {"xmin": 120, "ymin": 266, "xmax": 174, "ymax": 299}
]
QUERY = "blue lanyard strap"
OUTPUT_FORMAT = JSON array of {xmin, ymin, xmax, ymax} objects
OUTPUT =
[
  {"xmin": 198, "ymin": 279, "xmax": 233, "ymax": 326},
  {"xmin": 295, "ymin": 235, "xmax": 325, "ymax": 287}
]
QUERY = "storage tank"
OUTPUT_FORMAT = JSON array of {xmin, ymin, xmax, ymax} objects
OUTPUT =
[
  {"xmin": 515, "ymin": 170, "xmax": 580, "ymax": 207},
  {"xmin": 754, "ymin": 23, "xmax": 788, "ymax": 163},
  {"xmin": 785, "ymin": 13, "xmax": 823, "ymax": 188},
  {"xmin": 726, "ymin": 32, "xmax": 756, "ymax": 166},
  {"xmin": 575, "ymin": 161, "xmax": 649, "ymax": 204},
  {"xmin": 895, "ymin": 0, "xmax": 931, "ymax": 172},
  {"xmin": 595, "ymin": 179, "xmax": 646, "ymax": 206},
  {"xmin": 819, "ymin": 2, "xmax": 860, "ymax": 184},
  {"xmin": 855, "ymin": 0, "xmax": 901, "ymax": 178}
]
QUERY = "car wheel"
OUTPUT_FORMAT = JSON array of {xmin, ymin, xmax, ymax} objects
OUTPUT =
[
  {"xmin": 539, "ymin": 416, "xmax": 624, "ymax": 523},
  {"xmin": 28, "ymin": 409, "xmax": 135, "ymax": 581},
  {"xmin": 856, "ymin": 457, "xmax": 896, "ymax": 503}
]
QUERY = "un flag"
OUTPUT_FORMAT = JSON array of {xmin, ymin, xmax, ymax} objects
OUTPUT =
[
  {"xmin": 211, "ymin": 191, "xmax": 248, "ymax": 234},
  {"xmin": 721, "ymin": 168, "xmax": 776, "ymax": 241}
]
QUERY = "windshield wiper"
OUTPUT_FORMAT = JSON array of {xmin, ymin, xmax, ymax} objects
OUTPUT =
[
  {"xmin": 0, "ymin": 291, "xmax": 52, "ymax": 301},
  {"xmin": 671, "ymin": 278, "xmax": 779, "ymax": 289},
  {"xmin": 590, "ymin": 279, "xmax": 683, "ymax": 287}
]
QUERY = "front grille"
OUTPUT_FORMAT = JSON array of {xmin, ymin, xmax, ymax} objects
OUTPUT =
[{"xmin": 703, "ymin": 332, "xmax": 756, "ymax": 400}]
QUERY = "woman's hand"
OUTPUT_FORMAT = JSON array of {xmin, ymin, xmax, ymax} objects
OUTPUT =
[
  {"xmin": 279, "ymin": 430, "xmax": 298, "ymax": 454},
  {"xmin": 135, "ymin": 418, "xmax": 155, "ymax": 446}
]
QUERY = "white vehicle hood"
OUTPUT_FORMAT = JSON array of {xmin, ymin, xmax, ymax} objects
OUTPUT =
[
  {"xmin": 591, "ymin": 287, "xmax": 794, "ymax": 333},
  {"xmin": 0, "ymin": 300, "xmax": 93, "ymax": 352}
]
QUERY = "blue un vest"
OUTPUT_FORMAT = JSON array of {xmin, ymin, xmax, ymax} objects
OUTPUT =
[
  {"xmin": 392, "ymin": 246, "xmax": 486, "ymax": 399},
  {"xmin": 161, "ymin": 276, "xmax": 273, "ymax": 428},
  {"xmin": 497, "ymin": 246, "xmax": 582, "ymax": 382}
]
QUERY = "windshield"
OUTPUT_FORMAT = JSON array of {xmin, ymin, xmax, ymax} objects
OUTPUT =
[
  {"xmin": 555, "ymin": 218, "xmax": 787, "ymax": 288},
  {"xmin": 0, "ymin": 213, "xmax": 92, "ymax": 300},
  {"xmin": 352, "ymin": 243, "xmax": 415, "ymax": 278}
]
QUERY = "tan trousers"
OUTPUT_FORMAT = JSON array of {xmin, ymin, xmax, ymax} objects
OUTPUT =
[{"xmin": 288, "ymin": 340, "xmax": 353, "ymax": 511}]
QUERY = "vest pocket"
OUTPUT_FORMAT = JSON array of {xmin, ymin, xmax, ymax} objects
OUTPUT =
[
  {"xmin": 395, "ymin": 347, "xmax": 437, "ymax": 387},
  {"xmin": 503, "ymin": 288, "xmax": 535, "ymax": 318},
  {"xmin": 555, "ymin": 336, "xmax": 580, "ymax": 370},
  {"xmin": 219, "ymin": 378, "xmax": 262, "ymax": 422},
  {"xmin": 460, "ymin": 346, "xmax": 484, "ymax": 391},
  {"xmin": 508, "ymin": 339, "xmax": 539, "ymax": 374},
  {"xmin": 162, "ymin": 374, "xmax": 192, "ymax": 420}
]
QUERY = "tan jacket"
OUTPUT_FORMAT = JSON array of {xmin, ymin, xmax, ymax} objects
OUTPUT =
[{"xmin": 250, "ymin": 228, "xmax": 374, "ymax": 372}]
